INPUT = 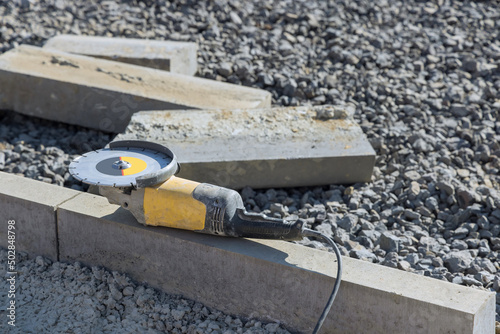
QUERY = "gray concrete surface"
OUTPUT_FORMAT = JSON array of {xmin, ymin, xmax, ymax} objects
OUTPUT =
[
  {"xmin": 0, "ymin": 172, "xmax": 79, "ymax": 261},
  {"xmin": 43, "ymin": 35, "xmax": 198, "ymax": 76},
  {"xmin": 57, "ymin": 190, "xmax": 495, "ymax": 334},
  {"xmin": 115, "ymin": 105, "xmax": 376, "ymax": 189},
  {"xmin": 0, "ymin": 45, "xmax": 271, "ymax": 133}
]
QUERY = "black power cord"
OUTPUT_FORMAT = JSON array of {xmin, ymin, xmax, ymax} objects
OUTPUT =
[{"xmin": 302, "ymin": 229, "xmax": 343, "ymax": 334}]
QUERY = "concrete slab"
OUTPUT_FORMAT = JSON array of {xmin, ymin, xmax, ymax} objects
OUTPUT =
[
  {"xmin": 115, "ymin": 105, "xmax": 376, "ymax": 189},
  {"xmin": 44, "ymin": 35, "xmax": 198, "ymax": 76},
  {"xmin": 0, "ymin": 172, "xmax": 79, "ymax": 260},
  {"xmin": 57, "ymin": 191, "xmax": 495, "ymax": 334},
  {"xmin": 0, "ymin": 45, "xmax": 271, "ymax": 133}
]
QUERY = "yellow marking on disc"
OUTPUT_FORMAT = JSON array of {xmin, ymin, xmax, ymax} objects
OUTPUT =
[
  {"xmin": 143, "ymin": 176, "xmax": 206, "ymax": 231},
  {"xmin": 120, "ymin": 156, "xmax": 147, "ymax": 176}
]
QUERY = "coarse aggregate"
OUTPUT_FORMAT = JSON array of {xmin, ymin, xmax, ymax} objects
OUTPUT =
[
  {"xmin": 0, "ymin": 0, "xmax": 499, "ymax": 330},
  {"xmin": 0, "ymin": 250, "xmax": 289, "ymax": 333}
]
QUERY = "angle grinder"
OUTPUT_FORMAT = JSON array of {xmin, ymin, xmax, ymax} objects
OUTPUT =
[{"xmin": 69, "ymin": 140, "xmax": 342, "ymax": 334}]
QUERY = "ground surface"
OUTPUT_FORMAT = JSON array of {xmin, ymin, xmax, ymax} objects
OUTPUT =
[
  {"xmin": 0, "ymin": 250, "xmax": 289, "ymax": 333},
  {"xmin": 0, "ymin": 0, "xmax": 499, "ymax": 331}
]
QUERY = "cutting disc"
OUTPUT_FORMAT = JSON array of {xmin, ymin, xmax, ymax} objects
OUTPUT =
[{"xmin": 69, "ymin": 140, "xmax": 178, "ymax": 188}]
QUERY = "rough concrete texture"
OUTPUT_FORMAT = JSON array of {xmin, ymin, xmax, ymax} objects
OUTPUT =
[
  {"xmin": 43, "ymin": 35, "xmax": 198, "ymax": 76},
  {"xmin": 0, "ymin": 45, "xmax": 271, "ymax": 133},
  {"xmin": 0, "ymin": 171, "xmax": 79, "ymax": 260},
  {"xmin": 57, "ymin": 191, "xmax": 495, "ymax": 334},
  {"xmin": 115, "ymin": 105, "xmax": 376, "ymax": 189}
]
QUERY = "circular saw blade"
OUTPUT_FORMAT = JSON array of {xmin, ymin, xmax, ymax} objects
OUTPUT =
[{"xmin": 69, "ymin": 140, "xmax": 178, "ymax": 188}]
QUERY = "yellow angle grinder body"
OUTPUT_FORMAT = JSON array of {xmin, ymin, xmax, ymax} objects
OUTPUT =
[
  {"xmin": 70, "ymin": 140, "xmax": 304, "ymax": 239},
  {"xmin": 69, "ymin": 140, "xmax": 342, "ymax": 334}
]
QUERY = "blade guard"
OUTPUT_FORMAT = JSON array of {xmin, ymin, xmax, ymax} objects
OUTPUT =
[{"xmin": 106, "ymin": 140, "xmax": 179, "ymax": 188}]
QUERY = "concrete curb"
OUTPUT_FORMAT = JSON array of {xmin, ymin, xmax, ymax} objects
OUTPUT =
[
  {"xmin": 44, "ymin": 35, "xmax": 198, "ymax": 76},
  {"xmin": 0, "ymin": 172, "xmax": 495, "ymax": 333},
  {"xmin": 115, "ymin": 105, "xmax": 376, "ymax": 189},
  {"xmin": 0, "ymin": 45, "xmax": 271, "ymax": 133},
  {"xmin": 0, "ymin": 172, "xmax": 80, "ymax": 261}
]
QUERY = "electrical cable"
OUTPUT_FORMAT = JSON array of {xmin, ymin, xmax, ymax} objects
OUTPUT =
[
  {"xmin": 71, "ymin": 140, "xmax": 343, "ymax": 334},
  {"xmin": 302, "ymin": 228, "xmax": 343, "ymax": 334}
]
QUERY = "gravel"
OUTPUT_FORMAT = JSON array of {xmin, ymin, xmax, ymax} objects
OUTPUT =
[
  {"xmin": 0, "ymin": 110, "xmax": 112, "ymax": 191},
  {"xmin": 0, "ymin": 0, "xmax": 500, "ymax": 328},
  {"xmin": 0, "ymin": 250, "xmax": 289, "ymax": 334}
]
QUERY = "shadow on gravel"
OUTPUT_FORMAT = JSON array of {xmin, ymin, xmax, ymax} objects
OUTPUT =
[
  {"xmin": 0, "ymin": 109, "xmax": 114, "ymax": 190},
  {"xmin": 0, "ymin": 109, "xmax": 113, "ymax": 155}
]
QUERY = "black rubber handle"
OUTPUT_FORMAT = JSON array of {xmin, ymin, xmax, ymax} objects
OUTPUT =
[{"xmin": 231, "ymin": 209, "xmax": 304, "ymax": 240}]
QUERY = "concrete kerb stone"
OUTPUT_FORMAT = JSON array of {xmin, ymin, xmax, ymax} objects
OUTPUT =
[
  {"xmin": 56, "ymin": 190, "xmax": 495, "ymax": 334},
  {"xmin": 43, "ymin": 35, "xmax": 198, "ymax": 76},
  {"xmin": 0, "ymin": 172, "xmax": 80, "ymax": 261},
  {"xmin": 115, "ymin": 105, "xmax": 376, "ymax": 189},
  {"xmin": 0, "ymin": 173, "xmax": 494, "ymax": 332},
  {"xmin": 0, "ymin": 45, "xmax": 271, "ymax": 133}
]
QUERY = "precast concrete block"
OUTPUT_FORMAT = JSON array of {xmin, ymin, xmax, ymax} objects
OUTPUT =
[
  {"xmin": 44, "ymin": 35, "xmax": 198, "ymax": 75},
  {"xmin": 57, "ymin": 191, "xmax": 495, "ymax": 333},
  {"xmin": 115, "ymin": 104, "xmax": 376, "ymax": 188},
  {"xmin": 0, "ymin": 45, "xmax": 271, "ymax": 133},
  {"xmin": 0, "ymin": 172, "xmax": 79, "ymax": 260}
]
